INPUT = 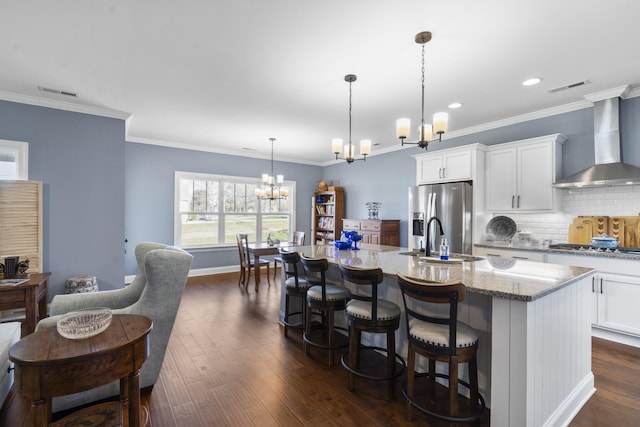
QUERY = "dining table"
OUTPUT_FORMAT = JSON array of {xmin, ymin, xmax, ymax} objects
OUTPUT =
[{"xmin": 247, "ymin": 241, "xmax": 296, "ymax": 291}]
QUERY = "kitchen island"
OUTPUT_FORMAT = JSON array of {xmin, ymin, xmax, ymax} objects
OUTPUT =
[{"xmin": 279, "ymin": 244, "xmax": 595, "ymax": 427}]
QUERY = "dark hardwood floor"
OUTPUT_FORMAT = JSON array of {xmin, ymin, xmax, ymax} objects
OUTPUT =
[{"xmin": 2, "ymin": 271, "xmax": 640, "ymax": 426}]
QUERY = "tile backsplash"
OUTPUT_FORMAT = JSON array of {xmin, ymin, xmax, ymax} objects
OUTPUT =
[{"xmin": 488, "ymin": 185, "xmax": 640, "ymax": 245}]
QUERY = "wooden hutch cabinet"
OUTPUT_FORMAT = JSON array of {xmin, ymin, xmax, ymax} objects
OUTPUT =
[
  {"xmin": 342, "ymin": 219, "xmax": 400, "ymax": 247},
  {"xmin": 312, "ymin": 189, "xmax": 344, "ymax": 244}
]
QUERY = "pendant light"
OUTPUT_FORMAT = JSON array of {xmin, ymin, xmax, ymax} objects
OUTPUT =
[
  {"xmin": 255, "ymin": 138, "xmax": 288, "ymax": 200},
  {"xmin": 331, "ymin": 74, "xmax": 371, "ymax": 164},
  {"xmin": 396, "ymin": 31, "xmax": 449, "ymax": 150}
]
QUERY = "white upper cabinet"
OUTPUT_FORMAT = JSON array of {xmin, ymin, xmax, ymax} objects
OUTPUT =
[
  {"xmin": 485, "ymin": 134, "xmax": 565, "ymax": 212},
  {"xmin": 414, "ymin": 144, "xmax": 485, "ymax": 185}
]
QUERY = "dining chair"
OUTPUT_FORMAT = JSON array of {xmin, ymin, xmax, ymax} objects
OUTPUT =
[
  {"xmin": 273, "ymin": 231, "xmax": 306, "ymax": 280},
  {"xmin": 236, "ymin": 233, "xmax": 271, "ymax": 290}
]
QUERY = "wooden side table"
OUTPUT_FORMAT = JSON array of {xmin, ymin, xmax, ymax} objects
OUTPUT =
[
  {"xmin": 0, "ymin": 272, "xmax": 50, "ymax": 336},
  {"xmin": 9, "ymin": 314, "xmax": 152, "ymax": 427}
]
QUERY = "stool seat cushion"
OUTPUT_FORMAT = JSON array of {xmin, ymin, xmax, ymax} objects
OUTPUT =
[
  {"xmin": 307, "ymin": 284, "xmax": 348, "ymax": 302},
  {"xmin": 409, "ymin": 318, "xmax": 478, "ymax": 348},
  {"xmin": 284, "ymin": 277, "xmax": 311, "ymax": 290},
  {"xmin": 346, "ymin": 299, "xmax": 401, "ymax": 321}
]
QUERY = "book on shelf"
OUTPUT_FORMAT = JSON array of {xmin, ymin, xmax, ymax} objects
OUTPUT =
[{"xmin": 316, "ymin": 217, "xmax": 334, "ymax": 230}]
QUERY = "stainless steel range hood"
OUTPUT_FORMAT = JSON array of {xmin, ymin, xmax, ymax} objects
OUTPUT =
[{"xmin": 554, "ymin": 86, "xmax": 640, "ymax": 188}]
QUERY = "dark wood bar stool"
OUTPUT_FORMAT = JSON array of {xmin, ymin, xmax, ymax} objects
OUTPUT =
[
  {"xmin": 273, "ymin": 231, "xmax": 305, "ymax": 280},
  {"xmin": 338, "ymin": 264, "xmax": 405, "ymax": 399},
  {"xmin": 279, "ymin": 250, "xmax": 311, "ymax": 337},
  {"xmin": 299, "ymin": 254, "xmax": 349, "ymax": 366},
  {"xmin": 397, "ymin": 273, "xmax": 485, "ymax": 423}
]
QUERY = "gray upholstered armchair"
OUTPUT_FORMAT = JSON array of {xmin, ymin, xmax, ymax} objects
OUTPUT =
[{"xmin": 36, "ymin": 242, "xmax": 193, "ymax": 413}]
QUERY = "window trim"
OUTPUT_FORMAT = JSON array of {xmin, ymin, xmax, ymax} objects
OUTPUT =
[
  {"xmin": 0, "ymin": 139, "xmax": 29, "ymax": 180},
  {"xmin": 174, "ymin": 171, "xmax": 296, "ymax": 249}
]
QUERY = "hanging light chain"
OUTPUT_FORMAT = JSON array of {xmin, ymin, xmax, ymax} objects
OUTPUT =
[
  {"xmin": 348, "ymin": 77, "xmax": 353, "ymax": 158},
  {"xmin": 421, "ymin": 42, "xmax": 426, "ymax": 130}
]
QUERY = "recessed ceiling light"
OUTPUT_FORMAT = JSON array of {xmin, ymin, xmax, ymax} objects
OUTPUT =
[
  {"xmin": 522, "ymin": 77, "xmax": 542, "ymax": 86},
  {"xmin": 448, "ymin": 102, "xmax": 463, "ymax": 109}
]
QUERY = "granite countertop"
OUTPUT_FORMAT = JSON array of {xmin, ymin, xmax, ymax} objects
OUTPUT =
[
  {"xmin": 295, "ymin": 245, "xmax": 593, "ymax": 302},
  {"xmin": 475, "ymin": 242, "xmax": 640, "ymax": 260}
]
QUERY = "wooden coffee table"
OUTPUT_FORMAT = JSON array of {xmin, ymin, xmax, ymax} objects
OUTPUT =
[{"xmin": 9, "ymin": 314, "xmax": 152, "ymax": 427}]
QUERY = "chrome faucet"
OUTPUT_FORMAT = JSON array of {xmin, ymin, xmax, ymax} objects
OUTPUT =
[{"xmin": 425, "ymin": 216, "xmax": 445, "ymax": 257}]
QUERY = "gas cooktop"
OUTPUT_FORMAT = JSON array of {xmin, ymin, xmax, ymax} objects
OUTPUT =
[{"xmin": 548, "ymin": 243, "xmax": 640, "ymax": 255}]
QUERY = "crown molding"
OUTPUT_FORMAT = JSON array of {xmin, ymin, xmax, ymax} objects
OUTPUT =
[
  {"xmin": 127, "ymin": 136, "xmax": 322, "ymax": 166},
  {"xmin": 0, "ymin": 90, "xmax": 131, "ymax": 120}
]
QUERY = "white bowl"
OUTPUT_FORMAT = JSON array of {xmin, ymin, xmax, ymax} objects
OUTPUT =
[{"xmin": 57, "ymin": 307, "xmax": 112, "ymax": 339}]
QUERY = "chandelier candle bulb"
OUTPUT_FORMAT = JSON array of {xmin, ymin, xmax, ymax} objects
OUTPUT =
[
  {"xmin": 277, "ymin": 174, "xmax": 283, "ymax": 184},
  {"xmin": 332, "ymin": 138, "xmax": 343, "ymax": 154},
  {"xmin": 419, "ymin": 123, "xmax": 433, "ymax": 141},
  {"xmin": 396, "ymin": 118, "xmax": 411, "ymax": 139},
  {"xmin": 344, "ymin": 144, "xmax": 354, "ymax": 159},
  {"xmin": 433, "ymin": 112, "xmax": 449, "ymax": 134},
  {"xmin": 360, "ymin": 139, "xmax": 372, "ymax": 156}
]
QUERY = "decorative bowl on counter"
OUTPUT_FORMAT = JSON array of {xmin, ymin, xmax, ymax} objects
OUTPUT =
[
  {"xmin": 334, "ymin": 241, "xmax": 351, "ymax": 250},
  {"xmin": 591, "ymin": 234, "xmax": 618, "ymax": 249},
  {"xmin": 57, "ymin": 307, "xmax": 113, "ymax": 339}
]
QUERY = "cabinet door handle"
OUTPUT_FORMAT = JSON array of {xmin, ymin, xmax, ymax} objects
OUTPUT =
[
  {"xmin": 600, "ymin": 278, "xmax": 603, "ymax": 294},
  {"xmin": 442, "ymin": 167, "xmax": 446, "ymax": 178},
  {"xmin": 517, "ymin": 195, "xmax": 521, "ymax": 208},
  {"xmin": 512, "ymin": 256, "xmax": 528, "ymax": 260},
  {"xmin": 486, "ymin": 253, "xmax": 501, "ymax": 257},
  {"xmin": 592, "ymin": 277, "xmax": 595, "ymax": 293},
  {"xmin": 511, "ymin": 195, "xmax": 515, "ymax": 208}
]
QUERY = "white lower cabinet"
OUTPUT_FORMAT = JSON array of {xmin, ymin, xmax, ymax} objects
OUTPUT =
[
  {"xmin": 592, "ymin": 272, "xmax": 640, "ymax": 336},
  {"xmin": 547, "ymin": 253, "xmax": 640, "ymax": 346}
]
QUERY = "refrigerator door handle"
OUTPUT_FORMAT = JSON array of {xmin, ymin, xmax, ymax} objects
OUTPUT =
[{"xmin": 429, "ymin": 192, "xmax": 438, "ymax": 252}]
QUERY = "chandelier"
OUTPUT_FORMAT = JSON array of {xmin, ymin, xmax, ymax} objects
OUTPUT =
[
  {"xmin": 396, "ymin": 31, "xmax": 449, "ymax": 150},
  {"xmin": 255, "ymin": 138, "xmax": 288, "ymax": 200},
  {"xmin": 331, "ymin": 74, "xmax": 371, "ymax": 164}
]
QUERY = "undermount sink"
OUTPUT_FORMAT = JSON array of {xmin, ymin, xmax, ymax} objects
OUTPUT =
[{"xmin": 398, "ymin": 250, "xmax": 484, "ymax": 263}]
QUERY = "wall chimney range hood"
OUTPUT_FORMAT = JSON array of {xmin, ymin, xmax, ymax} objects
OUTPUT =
[{"xmin": 554, "ymin": 85, "xmax": 640, "ymax": 188}]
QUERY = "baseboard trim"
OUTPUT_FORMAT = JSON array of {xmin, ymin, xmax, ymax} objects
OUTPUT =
[
  {"xmin": 592, "ymin": 327, "xmax": 640, "ymax": 348},
  {"xmin": 543, "ymin": 373, "xmax": 595, "ymax": 427},
  {"xmin": 125, "ymin": 266, "xmax": 239, "ymax": 284}
]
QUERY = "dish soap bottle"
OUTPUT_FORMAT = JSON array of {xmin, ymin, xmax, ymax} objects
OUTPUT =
[{"xmin": 439, "ymin": 238, "xmax": 449, "ymax": 261}]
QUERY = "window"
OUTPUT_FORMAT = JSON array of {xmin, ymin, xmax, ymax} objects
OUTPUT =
[
  {"xmin": 0, "ymin": 140, "xmax": 29, "ymax": 180},
  {"xmin": 175, "ymin": 171, "xmax": 295, "ymax": 248}
]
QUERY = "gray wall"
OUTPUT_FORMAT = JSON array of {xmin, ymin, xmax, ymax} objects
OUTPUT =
[
  {"xmin": 0, "ymin": 100, "xmax": 125, "ymax": 297},
  {"xmin": 124, "ymin": 143, "xmax": 322, "ymax": 273},
  {"xmin": 1, "ymin": 96, "xmax": 639, "ymax": 297}
]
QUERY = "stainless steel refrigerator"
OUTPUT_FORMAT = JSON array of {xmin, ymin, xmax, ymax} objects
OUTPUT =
[{"xmin": 408, "ymin": 182, "xmax": 473, "ymax": 255}]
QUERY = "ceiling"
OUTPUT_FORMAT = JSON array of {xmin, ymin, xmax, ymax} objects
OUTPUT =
[{"xmin": 2, "ymin": 1, "xmax": 640, "ymax": 166}]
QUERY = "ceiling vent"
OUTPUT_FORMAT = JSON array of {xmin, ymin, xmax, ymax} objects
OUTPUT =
[
  {"xmin": 37, "ymin": 86, "xmax": 79, "ymax": 98},
  {"xmin": 547, "ymin": 80, "xmax": 590, "ymax": 94}
]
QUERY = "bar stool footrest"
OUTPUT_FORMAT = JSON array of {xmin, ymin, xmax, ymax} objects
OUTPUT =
[
  {"xmin": 303, "ymin": 326, "xmax": 349, "ymax": 350},
  {"xmin": 283, "ymin": 310, "xmax": 304, "ymax": 330},
  {"xmin": 401, "ymin": 372, "xmax": 486, "ymax": 423},
  {"xmin": 340, "ymin": 346, "xmax": 406, "ymax": 381}
]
